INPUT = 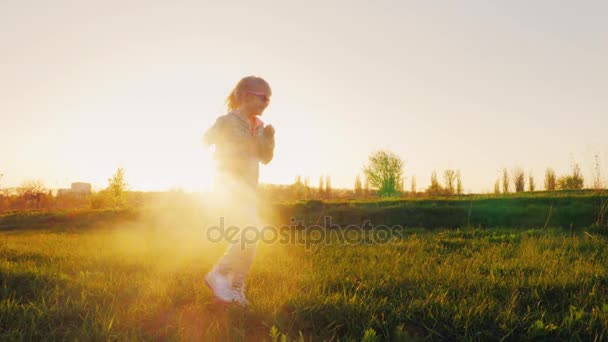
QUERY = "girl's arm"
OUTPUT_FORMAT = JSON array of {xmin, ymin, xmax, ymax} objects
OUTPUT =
[{"xmin": 258, "ymin": 125, "xmax": 275, "ymax": 165}]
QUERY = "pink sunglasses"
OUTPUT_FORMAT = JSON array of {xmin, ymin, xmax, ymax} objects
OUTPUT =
[{"xmin": 247, "ymin": 91, "xmax": 271, "ymax": 102}]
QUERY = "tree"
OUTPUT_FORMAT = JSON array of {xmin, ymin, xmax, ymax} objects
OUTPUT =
[
  {"xmin": 17, "ymin": 180, "xmax": 47, "ymax": 209},
  {"xmin": 303, "ymin": 177, "xmax": 311, "ymax": 199},
  {"xmin": 545, "ymin": 168, "xmax": 556, "ymax": 191},
  {"xmin": 529, "ymin": 171, "xmax": 535, "ymax": 192},
  {"xmin": 411, "ymin": 176, "xmax": 417, "ymax": 195},
  {"xmin": 107, "ymin": 168, "xmax": 128, "ymax": 208},
  {"xmin": 354, "ymin": 174, "xmax": 363, "ymax": 197},
  {"xmin": 325, "ymin": 175, "xmax": 332, "ymax": 199},
  {"xmin": 293, "ymin": 175, "xmax": 304, "ymax": 199},
  {"xmin": 426, "ymin": 170, "xmax": 442, "ymax": 195},
  {"xmin": 362, "ymin": 150, "xmax": 404, "ymax": 197},
  {"xmin": 89, "ymin": 190, "xmax": 112, "ymax": 209},
  {"xmin": 318, "ymin": 176, "xmax": 324, "ymax": 198},
  {"xmin": 513, "ymin": 167, "xmax": 525, "ymax": 193},
  {"xmin": 443, "ymin": 169, "xmax": 456, "ymax": 195},
  {"xmin": 17, "ymin": 180, "xmax": 46, "ymax": 197},
  {"xmin": 557, "ymin": 163, "xmax": 584, "ymax": 190},
  {"xmin": 494, "ymin": 179, "xmax": 500, "ymax": 194},
  {"xmin": 456, "ymin": 170, "xmax": 463, "ymax": 195},
  {"xmin": 593, "ymin": 155, "xmax": 602, "ymax": 190},
  {"xmin": 502, "ymin": 168, "xmax": 510, "ymax": 193}
]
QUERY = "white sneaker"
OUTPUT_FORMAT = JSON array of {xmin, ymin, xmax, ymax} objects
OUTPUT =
[{"xmin": 205, "ymin": 268, "xmax": 237, "ymax": 303}]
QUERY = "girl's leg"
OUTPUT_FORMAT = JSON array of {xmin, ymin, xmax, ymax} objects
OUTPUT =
[
  {"xmin": 214, "ymin": 200, "xmax": 259, "ymax": 282},
  {"xmin": 208, "ymin": 176, "xmax": 259, "ymax": 304},
  {"xmin": 209, "ymin": 191, "xmax": 258, "ymax": 305},
  {"xmin": 215, "ymin": 232, "xmax": 258, "ymax": 283}
]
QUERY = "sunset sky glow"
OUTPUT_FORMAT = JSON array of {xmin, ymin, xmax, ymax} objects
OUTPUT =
[{"xmin": 1, "ymin": 1, "xmax": 607, "ymax": 193}]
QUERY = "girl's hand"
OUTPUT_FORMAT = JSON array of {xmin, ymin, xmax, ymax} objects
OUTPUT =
[{"xmin": 264, "ymin": 124, "xmax": 275, "ymax": 136}]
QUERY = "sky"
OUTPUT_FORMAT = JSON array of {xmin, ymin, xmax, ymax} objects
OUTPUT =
[{"xmin": 1, "ymin": 0, "xmax": 607, "ymax": 193}]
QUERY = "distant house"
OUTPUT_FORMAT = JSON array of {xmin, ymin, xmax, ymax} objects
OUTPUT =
[{"xmin": 57, "ymin": 182, "xmax": 92, "ymax": 197}]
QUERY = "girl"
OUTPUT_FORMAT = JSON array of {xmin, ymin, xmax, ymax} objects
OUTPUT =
[{"xmin": 203, "ymin": 76, "xmax": 275, "ymax": 306}]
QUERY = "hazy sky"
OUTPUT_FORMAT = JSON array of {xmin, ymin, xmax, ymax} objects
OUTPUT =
[{"xmin": 1, "ymin": 0, "xmax": 607, "ymax": 193}]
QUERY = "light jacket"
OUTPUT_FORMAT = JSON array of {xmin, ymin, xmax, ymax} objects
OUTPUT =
[{"xmin": 203, "ymin": 111, "xmax": 275, "ymax": 189}]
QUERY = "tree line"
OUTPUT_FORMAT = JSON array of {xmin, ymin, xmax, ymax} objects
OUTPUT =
[
  {"xmin": 0, "ymin": 168, "xmax": 133, "ymax": 212},
  {"xmin": 1, "ymin": 152, "xmax": 605, "ymax": 211},
  {"xmin": 280, "ymin": 151, "xmax": 603, "ymax": 200},
  {"xmin": 493, "ymin": 164, "xmax": 585, "ymax": 194}
]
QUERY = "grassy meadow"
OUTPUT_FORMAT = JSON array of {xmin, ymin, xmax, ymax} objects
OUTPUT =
[{"xmin": 1, "ymin": 194, "xmax": 608, "ymax": 340}]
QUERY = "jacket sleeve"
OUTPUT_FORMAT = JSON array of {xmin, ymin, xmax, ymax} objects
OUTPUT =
[
  {"xmin": 203, "ymin": 116, "xmax": 224, "ymax": 147},
  {"xmin": 257, "ymin": 130, "xmax": 275, "ymax": 165}
]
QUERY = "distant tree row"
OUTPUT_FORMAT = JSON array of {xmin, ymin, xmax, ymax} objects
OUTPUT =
[
  {"xmin": 425, "ymin": 169, "xmax": 463, "ymax": 196},
  {"xmin": 0, "ymin": 168, "xmax": 132, "ymax": 212},
  {"xmin": 280, "ymin": 150, "xmax": 467, "ymax": 200},
  {"xmin": 493, "ymin": 164, "xmax": 587, "ymax": 194},
  {"xmin": 277, "ymin": 150, "xmax": 459, "ymax": 199},
  {"xmin": 3, "ymin": 153, "xmax": 604, "ymax": 211},
  {"xmin": 290, "ymin": 174, "xmax": 336, "ymax": 200}
]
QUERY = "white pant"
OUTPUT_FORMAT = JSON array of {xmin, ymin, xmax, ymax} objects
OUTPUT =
[{"xmin": 210, "ymin": 173, "xmax": 260, "ymax": 285}]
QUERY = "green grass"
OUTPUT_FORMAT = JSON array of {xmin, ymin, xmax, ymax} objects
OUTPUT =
[
  {"xmin": 1, "ymin": 203, "xmax": 608, "ymax": 340},
  {"xmin": 276, "ymin": 190, "xmax": 608, "ymax": 229}
]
